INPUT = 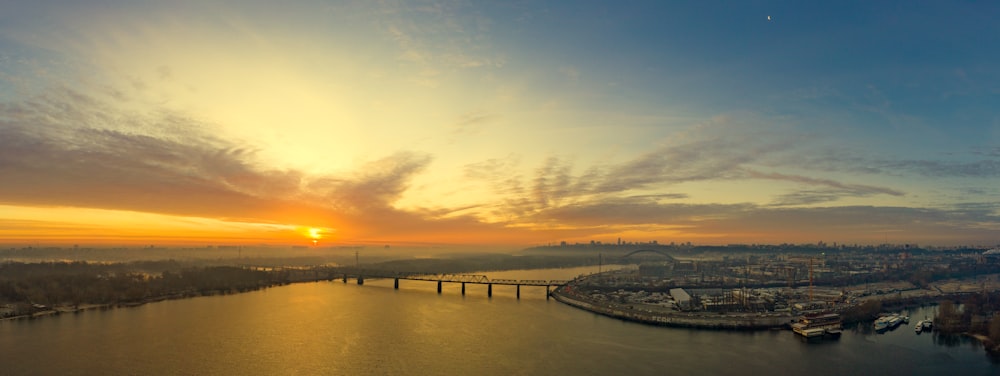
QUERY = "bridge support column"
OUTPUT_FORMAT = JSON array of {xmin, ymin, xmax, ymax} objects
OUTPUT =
[
  {"xmin": 437, "ymin": 280, "xmax": 442, "ymax": 294},
  {"xmin": 546, "ymin": 285, "xmax": 550, "ymax": 300},
  {"xmin": 516, "ymin": 284, "xmax": 520, "ymax": 299},
  {"xmin": 461, "ymin": 282, "xmax": 466, "ymax": 295},
  {"xmin": 342, "ymin": 274, "xmax": 347, "ymax": 283},
  {"xmin": 357, "ymin": 276, "xmax": 364, "ymax": 285},
  {"xmin": 488, "ymin": 283, "xmax": 492, "ymax": 297},
  {"xmin": 394, "ymin": 278, "xmax": 399, "ymax": 289}
]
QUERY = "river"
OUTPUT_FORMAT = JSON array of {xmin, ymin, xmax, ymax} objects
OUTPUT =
[{"xmin": 1, "ymin": 266, "xmax": 997, "ymax": 375}]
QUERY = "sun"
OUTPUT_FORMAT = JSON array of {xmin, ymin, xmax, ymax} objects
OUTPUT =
[{"xmin": 300, "ymin": 227, "xmax": 329, "ymax": 246}]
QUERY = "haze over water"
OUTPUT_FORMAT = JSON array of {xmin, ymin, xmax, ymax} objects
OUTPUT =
[{"xmin": 1, "ymin": 267, "xmax": 996, "ymax": 375}]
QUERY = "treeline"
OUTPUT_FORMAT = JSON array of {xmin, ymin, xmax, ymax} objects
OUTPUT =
[
  {"xmin": 813, "ymin": 262, "xmax": 1000, "ymax": 289},
  {"xmin": 934, "ymin": 292, "xmax": 1000, "ymax": 354},
  {"xmin": 0, "ymin": 261, "xmax": 289, "ymax": 317},
  {"xmin": 840, "ymin": 300, "xmax": 883, "ymax": 323}
]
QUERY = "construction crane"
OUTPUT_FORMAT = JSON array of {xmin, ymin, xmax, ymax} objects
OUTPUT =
[{"xmin": 809, "ymin": 258, "xmax": 814, "ymax": 302}]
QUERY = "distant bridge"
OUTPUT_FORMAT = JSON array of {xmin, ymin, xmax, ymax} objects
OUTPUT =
[
  {"xmin": 313, "ymin": 267, "xmax": 568, "ymax": 299},
  {"xmin": 620, "ymin": 249, "xmax": 676, "ymax": 261}
]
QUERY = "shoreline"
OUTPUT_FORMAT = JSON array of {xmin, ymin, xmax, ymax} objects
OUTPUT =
[
  {"xmin": 549, "ymin": 277, "xmax": 990, "ymax": 330},
  {"xmin": 0, "ymin": 284, "xmax": 296, "ymax": 323},
  {"xmin": 0, "ymin": 263, "xmax": 345, "ymax": 323},
  {"xmin": 550, "ymin": 286, "xmax": 796, "ymax": 330}
]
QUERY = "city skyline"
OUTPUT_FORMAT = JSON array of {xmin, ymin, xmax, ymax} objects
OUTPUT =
[{"xmin": 1, "ymin": 1, "xmax": 998, "ymax": 247}]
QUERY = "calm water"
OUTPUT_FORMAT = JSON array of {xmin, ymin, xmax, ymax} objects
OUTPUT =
[{"xmin": 1, "ymin": 266, "xmax": 997, "ymax": 375}]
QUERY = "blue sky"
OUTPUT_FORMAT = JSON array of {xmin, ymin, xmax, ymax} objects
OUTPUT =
[{"xmin": 0, "ymin": 1, "xmax": 997, "ymax": 246}]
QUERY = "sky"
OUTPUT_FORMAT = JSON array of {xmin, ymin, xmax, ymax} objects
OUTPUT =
[{"xmin": 0, "ymin": 1, "xmax": 998, "ymax": 247}]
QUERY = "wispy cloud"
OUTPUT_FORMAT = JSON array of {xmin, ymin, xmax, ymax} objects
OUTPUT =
[
  {"xmin": 452, "ymin": 113, "xmax": 1000, "ymax": 244},
  {"xmin": 0, "ymin": 90, "xmax": 304, "ymax": 222},
  {"xmin": 0, "ymin": 87, "xmax": 497, "ymax": 242},
  {"xmin": 458, "ymin": 127, "xmax": 783, "ymax": 229},
  {"xmin": 744, "ymin": 170, "xmax": 904, "ymax": 196},
  {"xmin": 769, "ymin": 190, "xmax": 872, "ymax": 206},
  {"xmin": 785, "ymin": 149, "xmax": 1000, "ymax": 179},
  {"xmin": 307, "ymin": 151, "xmax": 433, "ymax": 213},
  {"xmin": 461, "ymin": 119, "xmax": 802, "ymax": 220},
  {"xmin": 743, "ymin": 169, "xmax": 905, "ymax": 206}
]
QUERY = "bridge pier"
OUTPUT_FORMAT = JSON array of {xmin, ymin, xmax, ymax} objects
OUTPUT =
[
  {"xmin": 546, "ymin": 285, "xmax": 550, "ymax": 300},
  {"xmin": 461, "ymin": 282, "xmax": 466, "ymax": 295},
  {"xmin": 342, "ymin": 274, "xmax": 347, "ymax": 283},
  {"xmin": 488, "ymin": 283, "xmax": 492, "ymax": 297},
  {"xmin": 516, "ymin": 284, "xmax": 520, "ymax": 299},
  {"xmin": 437, "ymin": 280, "xmax": 442, "ymax": 294},
  {"xmin": 394, "ymin": 278, "xmax": 399, "ymax": 289},
  {"xmin": 357, "ymin": 276, "xmax": 364, "ymax": 285}
]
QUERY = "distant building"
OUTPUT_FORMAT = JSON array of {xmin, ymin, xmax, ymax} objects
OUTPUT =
[
  {"xmin": 670, "ymin": 288, "xmax": 691, "ymax": 310},
  {"xmin": 639, "ymin": 263, "xmax": 674, "ymax": 278}
]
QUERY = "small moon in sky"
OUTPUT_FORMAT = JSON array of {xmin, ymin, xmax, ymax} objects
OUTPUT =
[{"xmin": 767, "ymin": 15, "xmax": 772, "ymax": 21}]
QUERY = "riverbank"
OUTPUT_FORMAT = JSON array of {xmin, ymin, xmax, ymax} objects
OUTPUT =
[
  {"xmin": 0, "ymin": 262, "xmax": 305, "ymax": 322},
  {"xmin": 967, "ymin": 333, "xmax": 1000, "ymax": 356},
  {"xmin": 1, "ymin": 284, "xmax": 295, "ymax": 323},
  {"xmin": 550, "ymin": 273, "xmax": 1000, "ymax": 330},
  {"xmin": 551, "ymin": 285, "xmax": 796, "ymax": 329}
]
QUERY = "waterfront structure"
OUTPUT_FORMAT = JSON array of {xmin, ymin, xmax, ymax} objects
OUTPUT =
[
  {"xmin": 791, "ymin": 313, "xmax": 842, "ymax": 338},
  {"xmin": 670, "ymin": 288, "xmax": 691, "ymax": 310}
]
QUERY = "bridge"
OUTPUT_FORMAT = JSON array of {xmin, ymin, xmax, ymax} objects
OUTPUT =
[
  {"xmin": 327, "ymin": 267, "xmax": 568, "ymax": 299},
  {"xmin": 620, "ymin": 249, "xmax": 676, "ymax": 261}
]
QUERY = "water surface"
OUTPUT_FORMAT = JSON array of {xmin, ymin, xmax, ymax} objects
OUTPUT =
[{"xmin": 1, "ymin": 266, "xmax": 996, "ymax": 375}]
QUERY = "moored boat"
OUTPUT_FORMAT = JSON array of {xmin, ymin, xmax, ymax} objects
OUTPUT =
[
  {"xmin": 874, "ymin": 316, "xmax": 890, "ymax": 331},
  {"xmin": 888, "ymin": 314, "xmax": 903, "ymax": 328}
]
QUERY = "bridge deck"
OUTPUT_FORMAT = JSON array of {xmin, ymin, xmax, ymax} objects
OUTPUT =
[
  {"xmin": 241, "ymin": 265, "xmax": 569, "ymax": 286},
  {"xmin": 332, "ymin": 268, "xmax": 566, "ymax": 286}
]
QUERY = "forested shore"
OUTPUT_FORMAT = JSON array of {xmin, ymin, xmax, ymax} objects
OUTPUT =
[
  {"xmin": 932, "ymin": 292, "xmax": 1000, "ymax": 355},
  {"xmin": 0, "ymin": 261, "xmax": 290, "ymax": 320}
]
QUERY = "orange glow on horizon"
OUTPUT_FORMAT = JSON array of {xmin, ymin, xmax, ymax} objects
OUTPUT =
[{"xmin": 0, "ymin": 205, "xmax": 339, "ymax": 246}]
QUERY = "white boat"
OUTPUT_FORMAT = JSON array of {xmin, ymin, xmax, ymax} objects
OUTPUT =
[
  {"xmin": 915, "ymin": 320, "xmax": 924, "ymax": 333},
  {"xmin": 874, "ymin": 316, "xmax": 890, "ymax": 331},
  {"xmin": 922, "ymin": 320, "xmax": 933, "ymax": 330},
  {"xmin": 888, "ymin": 315, "xmax": 903, "ymax": 328}
]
